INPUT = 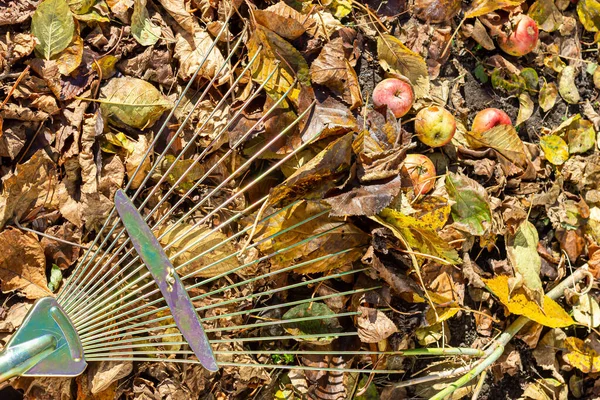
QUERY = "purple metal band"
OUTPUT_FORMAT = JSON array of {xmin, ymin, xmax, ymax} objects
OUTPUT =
[{"xmin": 114, "ymin": 190, "xmax": 218, "ymax": 371}]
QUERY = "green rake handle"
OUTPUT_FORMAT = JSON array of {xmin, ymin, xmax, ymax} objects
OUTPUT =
[{"xmin": 0, "ymin": 335, "xmax": 56, "ymax": 383}]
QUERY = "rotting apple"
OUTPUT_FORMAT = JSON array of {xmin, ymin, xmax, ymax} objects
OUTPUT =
[
  {"xmin": 471, "ymin": 108, "xmax": 512, "ymax": 134},
  {"xmin": 414, "ymin": 106, "xmax": 456, "ymax": 148},
  {"xmin": 403, "ymin": 154, "xmax": 436, "ymax": 196},
  {"xmin": 372, "ymin": 78, "xmax": 414, "ymax": 118},
  {"xmin": 497, "ymin": 14, "xmax": 539, "ymax": 57}
]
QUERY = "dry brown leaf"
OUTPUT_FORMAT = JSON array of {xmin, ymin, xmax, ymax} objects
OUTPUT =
[
  {"xmin": 0, "ymin": 228, "xmax": 51, "ymax": 299},
  {"xmin": 254, "ymin": 1, "xmax": 306, "ymax": 40},
  {"xmin": 174, "ymin": 30, "xmax": 230, "ymax": 85},
  {"xmin": 414, "ymin": 0, "xmax": 461, "ymax": 23},
  {"xmin": 157, "ymin": 0, "xmax": 201, "ymax": 34},
  {"xmin": 88, "ymin": 359, "xmax": 133, "ymax": 394},
  {"xmin": 357, "ymin": 306, "xmax": 398, "ymax": 343}
]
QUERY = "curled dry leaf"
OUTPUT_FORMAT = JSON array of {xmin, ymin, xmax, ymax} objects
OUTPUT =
[
  {"xmin": 414, "ymin": 0, "xmax": 461, "ymax": 23},
  {"xmin": 254, "ymin": 1, "xmax": 306, "ymax": 40},
  {"xmin": 572, "ymin": 294, "xmax": 600, "ymax": 328},
  {"xmin": 125, "ymin": 133, "xmax": 153, "ymax": 189},
  {"xmin": 516, "ymin": 92, "xmax": 534, "ymax": 127},
  {"xmin": 357, "ymin": 306, "xmax": 398, "ymax": 343},
  {"xmin": 466, "ymin": 124, "xmax": 529, "ymax": 174},
  {"xmin": 0, "ymin": 228, "xmax": 52, "ymax": 299},
  {"xmin": 99, "ymin": 76, "xmax": 173, "ymax": 129},
  {"xmin": 31, "ymin": 0, "xmax": 75, "ymax": 60}
]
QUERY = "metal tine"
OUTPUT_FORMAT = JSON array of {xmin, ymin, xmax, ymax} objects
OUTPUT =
[
  {"xmin": 74, "ymin": 223, "xmax": 346, "ymax": 334},
  {"xmin": 81, "ymin": 286, "xmax": 372, "ymax": 350},
  {"xmin": 60, "ymin": 33, "xmax": 256, "ymax": 311},
  {"xmin": 69, "ymin": 102, "xmax": 318, "ymax": 325},
  {"xmin": 65, "ymin": 70, "xmax": 295, "ymax": 317},
  {"xmin": 78, "ymin": 266, "xmax": 362, "ymax": 345},
  {"xmin": 56, "ymin": 16, "xmax": 236, "ymax": 304},
  {"xmin": 81, "ymin": 358, "xmax": 399, "ymax": 374}
]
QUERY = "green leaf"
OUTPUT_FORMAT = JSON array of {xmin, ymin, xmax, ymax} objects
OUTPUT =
[
  {"xmin": 98, "ymin": 76, "xmax": 173, "ymax": 129},
  {"xmin": 47, "ymin": 264, "xmax": 62, "ymax": 292},
  {"xmin": 282, "ymin": 302, "xmax": 342, "ymax": 335},
  {"xmin": 31, "ymin": 0, "xmax": 75, "ymax": 60},
  {"xmin": 539, "ymin": 80, "xmax": 558, "ymax": 112},
  {"xmin": 375, "ymin": 208, "xmax": 461, "ymax": 264},
  {"xmin": 540, "ymin": 135, "xmax": 569, "ymax": 165},
  {"xmin": 558, "ymin": 66, "xmax": 581, "ymax": 104},
  {"xmin": 520, "ymin": 68, "xmax": 539, "ymax": 90},
  {"xmin": 445, "ymin": 171, "xmax": 492, "ymax": 237},
  {"xmin": 474, "ymin": 64, "xmax": 488, "ymax": 84},
  {"xmin": 131, "ymin": 0, "xmax": 161, "ymax": 46},
  {"xmin": 506, "ymin": 220, "xmax": 544, "ymax": 305},
  {"xmin": 377, "ymin": 34, "xmax": 430, "ymax": 99}
]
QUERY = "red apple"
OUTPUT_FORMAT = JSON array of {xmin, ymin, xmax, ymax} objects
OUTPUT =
[
  {"xmin": 497, "ymin": 14, "xmax": 539, "ymax": 57},
  {"xmin": 373, "ymin": 78, "xmax": 414, "ymax": 118},
  {"xmin": 415, "ymin": 106, "xmax": 456, "ymax": 148},
  {"xmin": 471, "ymin": 108, "xmax": 512, "ymax": 134},
  {"xmin": 403, "ymin": 154, "xmax": 436, "ymax": 196}
]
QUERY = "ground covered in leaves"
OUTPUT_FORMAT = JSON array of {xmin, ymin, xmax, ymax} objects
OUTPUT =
[{"xmin": 1, "ymin": 0, "xmax": 600, "ymax": 399}]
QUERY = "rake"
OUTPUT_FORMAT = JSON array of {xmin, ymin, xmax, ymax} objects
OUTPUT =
[{"xmin": 0, "ymin": 15, "xmax": 481, "ymax": 392}]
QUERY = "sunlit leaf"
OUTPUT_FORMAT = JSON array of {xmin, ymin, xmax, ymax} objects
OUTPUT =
[
  {"xmin": 577, "ymin": 0, "xmax": 600, "ymax": 32},
  {"xmin": 68, "ymin": 0, "xmax": 95, "ymax": 14},
  {"xmin": 445, "ymin": 171, "xmax": 492, "ymax": 236},
  {"xmin": 516, "ymin": 92, "xmax": 534, "ymax": 126},
  {"xmin": 254, "ymin": 2, "xmax": 306, "ymax": 40},
  {"xmin": 539, "ymin": 81, "xmax": 558, "ymax": 112},
  {"xmin": 56, "ymin": 33, "xmax": 83, "ymax": 75},
  {"xmin": 357, "ymin": 306, "xmax": 398, "ymax": 343},
  {"xmin": 374, "ymin": 208, "xmax": 461, "ymax": 265},
  {"xmin": 566, "ymin": 119, "xmax": 596, "ymax": 154},
  {"xmin": 465, "ymin": 0, "xmax": 526, "ymax": 18},
  {"xmin": 572, "ymin": 294, "xmax": 600, "ymax": 328},
  {"xmin": 248, "ymin": 25, "xmax": 310, "ymax": 102},
  {"xmin": 410, "ymin": 196, "xmax": 451, "ymax": 231},
  {"xmin": 326, "ymin": 0, "xmax": 352, "ymax": 19},
  {"xmin": 99, "ymin": 76, "xmax": 173, "ymax": 129},
  {"xmin": 282, "ymin": 302, "xmax": 342, "ymax": 336},
  {"xmin": 529, "ymin": 0, "xmax": 563, "ymax": 32},
  {"xmin": 414, "ymin": 0, "xmax": 461, "ymax": 23},
  {"xmin": 563, "ymin": 337, "xmax": 600, "ymax": 372},
  {"xmin": 131, "ymin": 0, "xmax": 161, "ymax": 46},
  {"xmin": 506, "ymin": 221, "xmax": 544, "ymax": 304},
  {"xmin": 31, "ymin": 0, "xmax": 75, "ymax": 60},
  {"xmin": 377, "ymin": 34, "xmax": 430, "ymax": 99},
  {"xmin": 466, "ymin": 124, "xmax": 528, "ymax": 171},
  {"xmin": 540, "ymin": 135, "xmax": 569, "ymax": 165},
  {"xmin": 520, "ymin": 68, "xmax": 539, "ymax": 90},
  {"xmin": 558, "ymin": 66, "xmax": 581, "ymax": 104},
  {"xmin": 47, "ymin": 264, "xmax": 62, "ymax": 292},
  {"xmin": 484, "ymin": 275, "xmax": 574, "ymax": 328}
]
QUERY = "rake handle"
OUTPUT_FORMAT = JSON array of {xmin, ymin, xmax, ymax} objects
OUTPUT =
[{"xmin": 0, "ymin": 334, "xmax": 57, "ymax": 383}]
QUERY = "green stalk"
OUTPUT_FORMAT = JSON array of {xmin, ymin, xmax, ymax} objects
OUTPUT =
[{"xmin": 430, "ymin": 264, "xmax": 590, "ymax": 400}]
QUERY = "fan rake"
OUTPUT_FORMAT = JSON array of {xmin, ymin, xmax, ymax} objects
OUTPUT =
[{"xmin": 1, "ymin": 15, "xmax": 482, "ymax": 393}]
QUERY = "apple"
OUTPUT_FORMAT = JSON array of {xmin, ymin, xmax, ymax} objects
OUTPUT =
[
  {"xmin": 372, "ymin": 78, "xmax": 414, "ymax": 118},
  {"xmin": 497, "ymin": 14, "xmax": 539, "ymax": 57},
  {"xmin": 471, "ymin": 108, "xmax": 512, "ymax": 134},
  {"xmin": 414, "ymin": 106, "xmax": 456, "ymax": 147},
  {"xmin": 403, "ymin": 154, "xmax": 436, "ymax": 195}
]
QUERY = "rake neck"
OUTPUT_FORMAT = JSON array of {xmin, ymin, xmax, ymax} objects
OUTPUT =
[{"xmin": 0, "ymin": 334, "xmax": 57, "ymax": 383}]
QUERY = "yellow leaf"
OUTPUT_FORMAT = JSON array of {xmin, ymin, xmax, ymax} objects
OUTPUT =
[
  {"xmin": 577, "ymin": 0, "xmax": 600, "ymax": 32},
  {"xmin": 410, "ymin": 196, "xmax": 451, "ymax": 231},
  {"xmin": 465, "ymin": 0, "xmax": 526, "ymax": 18},
  {"xmin": 377, "ymin": 34, "xmax": 430, "ymax": 99},
  {"xmin": 540, "ymin": 135, "xmax": 569, "ymax": 165},
  {"xmin": 563, "ymin": 337, "xmax": 600, "ymax": 373},
  {"xmin": 466, "ymin": 124, "xmax": 528, "ymax": 172},
  {"xmin": 484, "ymin": 275, "xmax": 574, "ymax": 328}
]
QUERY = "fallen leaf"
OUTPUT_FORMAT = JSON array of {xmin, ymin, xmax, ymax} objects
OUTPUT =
[
  {"xmin": 357, "ymin": 306, "xmax": 398, "ymax": 343},
  {"xmin": 506, "ymin": 220, "xmax": 544, "ymax": 304},
  {"xmin": 157, "ymin": 0, "xmax": 201, "ymax": 34},
  {"xmin": 466, "ymin": 124, "xmax": 528, "ymax": 173},
  {"xmin": 0, "ymin": 228, "xmax": 52, "ymax": 299},
  {"xmin": 374, "ymin": 208, "xmax": 461, "ymax": 265},
  {"xmin": 298, "ymin": 89, "xmax": 358, "ymax": 142},
  {"xmin": 377, "ymin": 34, "xmax": 430, "ymax": 99},
  {"xmin": 254, "ymin": 2, "xmax": 306, "ymax": 40},
  {"xmin": 414, "ymin": 0, "xmax": 461, "ymax": 23},
  {"xmin": 465, "ymin": 0, "xmax": 526, "ymax": 18},
  {"xmin": 131, "ymin": 0, "xmax": 161, "ymax": 46},
  {"xmin": 533, "ymin": 328, "xmax": 566, "ymax": 378},
  {"xmin": 256, "ymin": 201, "xmax": 369, "ymax": 274},
  {"xmin": 529, "ymin": 0, "xmax": 563, "ymax": 32},
  {"xmin": 99, "ymin": 76, "xmax": 173, "ymax": 129},
  {"xmin": 310, "ymin": 37, "xmax": 362, "ymax": 109},
  {"xmin": 522, "ymin": 378, "xmax": 568, "ymax": 400},
  {"xmin": 67, "ymin": 0, "xmax": 95, "ymax": 14},
  {"xmin": 563, "ymin": 336, "xmax": 600, "ymax": 373},
  {"xmin": 572, "ymin": 294, "xmax": 600, "ymax": 328},
  {"xmin": 282, "ymin": 302, "xmax": 343, "ymax": 336},
  {"xmin": 89, "ymin": 360, "xmax": 133, "ymax": 394},
  {"xmin": 56, "ymin": 33, "xmax": 83, "ymax": 75},
  {"xmin": 484, "ymin": 275, "xmax": 574, "ymax": 328},
  {"xmin": 31, "ymin": 0, "xmax": 75, "ymax": 60},
  {"xmin": 540, "ymin": 135, "xmax": 569, "ymax": 165},
  {"xmin": 577, "ymin": 0, "xmax": 600, "ymax": 32},
  {"xmin": 516, "ymin": 92, "xmax": 534, "ymax": 126},
  {"xmin": 410, "ymin": 196, "xmax": 452, "ymax": 231},
  {"xmin": 268, "ymin": 133, "xmax": 352, "ymax": 206},
  {"xmin": 125, "ymin": 133, "xmax": 152, "ymax": 189},
  {"xmin": 558, "ymin": 66, "xmax": 581, "ymax": 104},
  {"xmin": 47, "ymin": 264, "xmax": 62, "ymax": 292},
  {"xmin": 566, "ymin": 119, "xmax": 596, "ymax": 154},
  {"xmin": 248, "ymin": 25, "xmax": 310, "ymax": 103},
  {"xmin": 174, "ymin": 31, "xmax": 230, "ymax": 85},
  {"xmin": 445, "ymin": 171, "xmax": 492, "ymax": 236},
  {"xmin": 539, "ymin": 81, "xmax": 558, "ymax": 112},
  {"xmin": 325, "ymin": 176, "xmax": 402, "ymax": 217}
]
